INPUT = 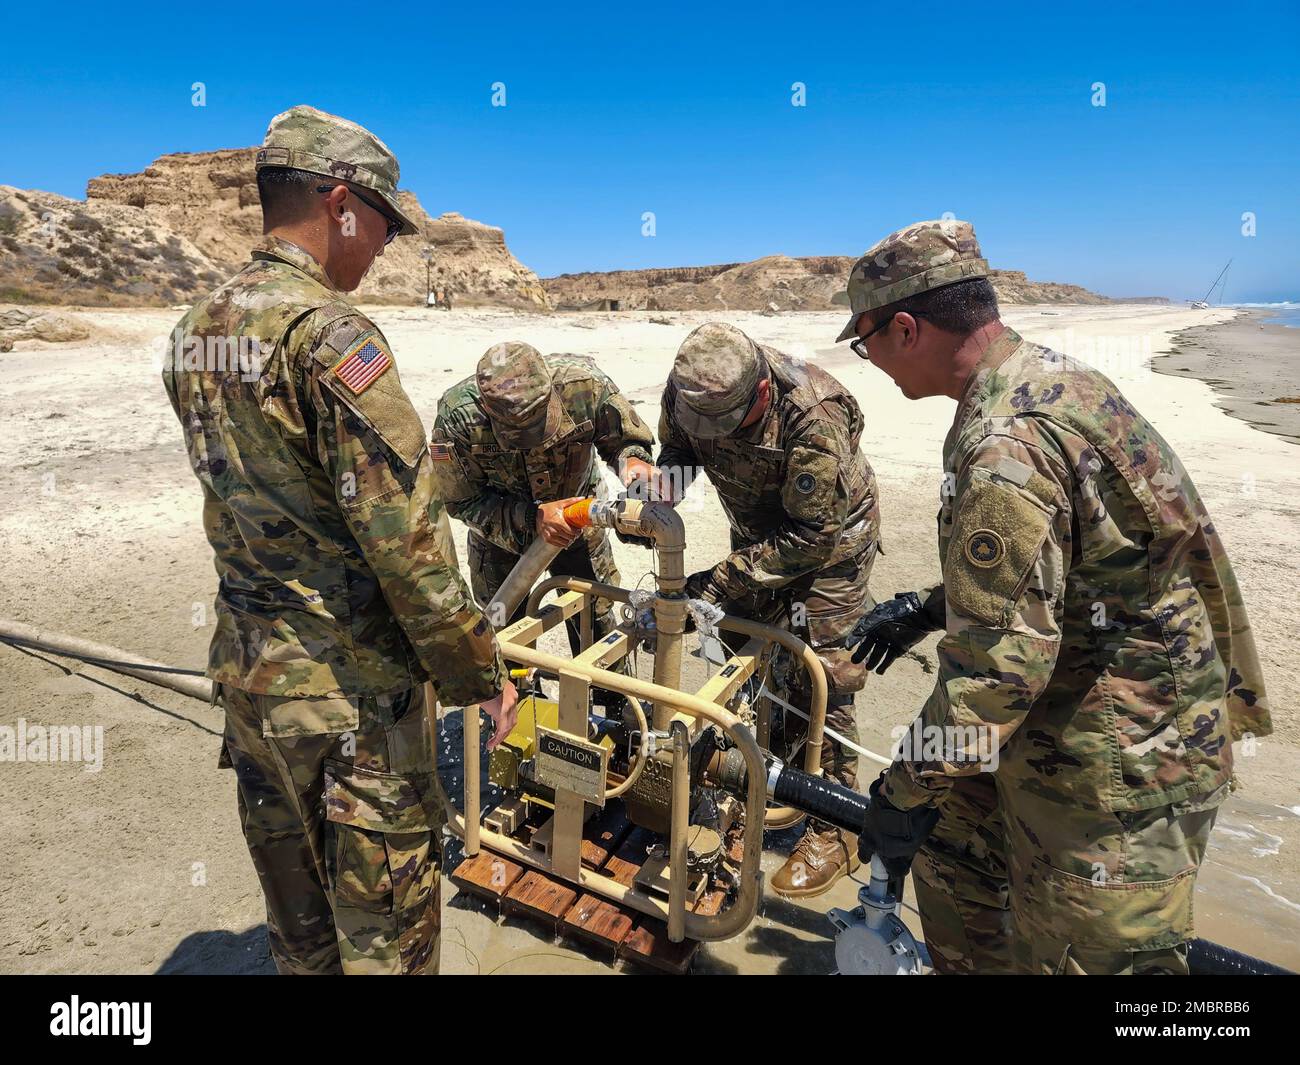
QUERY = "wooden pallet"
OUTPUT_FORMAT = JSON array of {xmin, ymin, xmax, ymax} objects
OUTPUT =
[
  {"xmin": 449, "ymin": 814, "xmax": 723, "ymax": 973},
  {"xmin": 503, "ymin": 869, "xmax": 579, "ymax": 933},
  {"xmin": 563, "ymin": 892, "xmax": 635, "ymax": 955}
]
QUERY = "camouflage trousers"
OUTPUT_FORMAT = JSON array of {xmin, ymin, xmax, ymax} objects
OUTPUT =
[
  {"xmin": 915, "ymin": 771, "xmax": 1224, "ymax": 974},
  {"xmin": 219, "ymin": 683, "xmax": 443, "ymax": 975},
  {"xmin": 912, "ymin": 774, "xmax": 1015, "ymax": 973},
  {"xmin": 469, "ymin": 526, "xmax": 620, "ymax": 657},
  {"xmin": 719, "ymin": 546, "xmax": 876, "ymax": 794}
]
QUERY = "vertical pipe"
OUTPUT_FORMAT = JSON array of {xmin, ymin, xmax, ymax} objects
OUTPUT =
[
  {"xmin": 652, "ymin": 598, "xmax": 687, "ymax": 730},
  {"xmin": 636, "ymin": 501, "xmax": 688, "ymax": 730},
  {"xmin": 464, "ymin": 695, "xmax": 481, "ymax": 857},
  {"xmin": 668, "ymin": 720, "xmax": 690, "ymax": 944}
]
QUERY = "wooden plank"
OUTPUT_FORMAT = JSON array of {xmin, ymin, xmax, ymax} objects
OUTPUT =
[
  {"xmin": 690, "ymin": 888, "xmax": 726, "ymax": 917},
  {"xmin": 619, "ymin": 918, "xmax": 700, "ymax": 974},
  {"xmin": 562, "ymin": 892, "xmax": 634, "ymax": 953},
  {"xmin": 449, "ymin": 850, "xmax": 525, "ymax": 905},
  {"xmin": 503, "ymin": 869, "xmax": 579, "ymax": 932},
  {"xmin": 600, "ymin": 826, "xmax": 654, "ymax": 888},
  {"xmin": 581, "ymin": 805, "xmax": 632, "ymax": 869}
]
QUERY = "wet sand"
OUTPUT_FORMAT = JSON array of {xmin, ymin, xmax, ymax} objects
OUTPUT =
[{"xmin": 1156, "ymin": 310, "xmax": 1300, "ymax": 445}]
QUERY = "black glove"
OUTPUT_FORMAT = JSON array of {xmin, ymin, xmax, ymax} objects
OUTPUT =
[
  {"xmin": 614, "ymin": 525, "xmax": 656, "ymax": 550},
  {"xmin": 684, "ymin": 568, "xmax": 723, "ymax": 604},
  {"xmin": 858, "ymin": 774, "xmax": 940, "ymax": 879},
  {"xmin": 847, "ymin": 591, "xmax": 938, "ymax": 674}
]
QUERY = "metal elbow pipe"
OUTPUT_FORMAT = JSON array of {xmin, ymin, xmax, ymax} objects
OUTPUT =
[
  {"xmin": 573, "ymin": 497, "xmax": 682, "ymax": 543},
  {"xmin": 631, "ymin": 501, "xmax": 686, "ymax": 584}
]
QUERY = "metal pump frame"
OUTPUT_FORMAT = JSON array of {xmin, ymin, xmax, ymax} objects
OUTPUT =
[{"xmin": 435, "ymin": 497, "xmax": 829, "ymax": 943}]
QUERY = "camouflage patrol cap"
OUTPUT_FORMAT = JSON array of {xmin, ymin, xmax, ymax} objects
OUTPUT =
[
  {"xmin": 670, "ymin": 323, "xmax": 765, "ymax": 440},
  {"xmin": 477, "ymin": 341, "xmax": 562, "ymax": 449},
  {"xmin": 257, "ymin": 104, "xmax": 418, "ymax": 237},
  {"xmin": 835, "ymin": 219, "xmax": 989, "ymax": 341}
]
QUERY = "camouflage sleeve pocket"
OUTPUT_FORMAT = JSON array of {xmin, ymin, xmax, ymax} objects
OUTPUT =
[
  {"xmin": 945, "ymin": 470, "xmax": 1054, "ymax": 628},
  {"xmin": 313, "ymin": 330, "xmax": 427, "ymax": 468},
  {"xmin": 782, "ymin": 445, "xmax": 840, "ymax": 521}
]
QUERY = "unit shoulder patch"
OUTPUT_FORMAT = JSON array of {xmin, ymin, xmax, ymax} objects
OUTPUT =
[
  {"xmin": 782, "ymin": 445, "xmax": 839, "ymax": 519},
  {"xmin": 945, "ymin": 472, "xmax": 1053, "ymax": 627},
  {"xmin": 965, "ymin": 529, "xmax": 1005, "ymax": 568}
]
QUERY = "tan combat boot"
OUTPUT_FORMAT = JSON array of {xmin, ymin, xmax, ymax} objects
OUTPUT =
[{"xmin": 770, "ymin": 825, "xmax": 860, "ymax": 899}]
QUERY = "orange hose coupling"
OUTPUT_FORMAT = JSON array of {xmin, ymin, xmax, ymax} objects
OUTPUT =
[{"xmin": 561, "ymin": 498, "xmax": 596, "ymax": 528}]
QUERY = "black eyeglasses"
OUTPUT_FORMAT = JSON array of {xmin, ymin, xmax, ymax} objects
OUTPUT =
[
  {"xmin": 849, "ymin": 314, "xmax": 896, "ymax": 359},
  {"xmin": 849, "ymin": 311, "xmax": 925, "ymax": 359},
  {"xmin": 317, "ymin": 184, "xmax": 403, "ymax": 245}
]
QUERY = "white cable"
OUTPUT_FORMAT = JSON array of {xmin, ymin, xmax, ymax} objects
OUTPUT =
[{"xmin": 758, "ymin": 683, "xmax": 893, "ymax": 767}]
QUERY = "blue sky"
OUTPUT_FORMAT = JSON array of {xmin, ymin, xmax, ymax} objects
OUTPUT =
[{"xmin": 2, "ymin": 1, "xmax": 1296, "ymax": 301}]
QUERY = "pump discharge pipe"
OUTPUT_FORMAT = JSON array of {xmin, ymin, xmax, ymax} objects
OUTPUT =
[{"xmin": 542, "ymin": 497, "xmax": 688, "ymax": 729}]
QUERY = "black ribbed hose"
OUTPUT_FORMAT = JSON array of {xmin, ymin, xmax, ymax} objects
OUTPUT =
[
  {"xmin": 1188, "ymin": 938, "xmax": 1292, "ymax": 975},
  {"xmin": 770, "ymin": 763, "xmax": 869, "ymax": 835}
]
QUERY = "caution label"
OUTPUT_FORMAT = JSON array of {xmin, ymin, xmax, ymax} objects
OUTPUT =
[{"xmin": 535, "ymin": 726, "xmax": 608, "ymax": 806}]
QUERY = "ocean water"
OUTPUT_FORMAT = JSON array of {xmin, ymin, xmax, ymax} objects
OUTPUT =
[{"xmin": 1233, "ymin": 302, "xmax": 1300, "ymax": 328}]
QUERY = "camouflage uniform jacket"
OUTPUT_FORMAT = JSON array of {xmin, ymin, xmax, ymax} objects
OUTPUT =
[
  {"xmin": 657, "ymin": 347, "xmax": 879, "ymax": 599},
  {"xmin": 162, "ymin": 237, "xmax": 505, "ymax": 710},
  {"xmin": 883, "ymin": 328, "xmax": 1272, "ymax": 814},
  {"xmin": 429, "ymin": 355, "xmax": 654, "ymax": 554}
]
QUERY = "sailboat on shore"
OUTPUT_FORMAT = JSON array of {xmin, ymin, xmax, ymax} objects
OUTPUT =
[{"xmin": 1191, "ymin": 259, "xmax": 1231, "ymax": 309}]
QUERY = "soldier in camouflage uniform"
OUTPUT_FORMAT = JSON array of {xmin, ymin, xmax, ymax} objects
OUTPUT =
[
  {"xmin": 429, "ymin": 342, "xmax": 656, "ymax": 654},
  {"xmin": 163, "ymin": 105, "xmax": 515, "ymax": 975},
  {"xmin": 842, "ymin": 220, "xmax": 1272, "ymax": 974},
  {"xmin": 658, "ymin": 323, "xmax": 881, "ymax": 898}
]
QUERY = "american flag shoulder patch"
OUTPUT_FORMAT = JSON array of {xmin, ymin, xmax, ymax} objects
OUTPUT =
[
  {"xmin": 429, "ymin": 442, "xmax": 455, "ymax": 462},
  {"xmin": 332, "ymin": 332, "xmax": 392, "ymax": 395}
]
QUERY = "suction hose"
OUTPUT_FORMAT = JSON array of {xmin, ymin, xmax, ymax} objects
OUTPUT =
[
  {"xmin": 1188, "ymin": 938, "xmax": 1292, "ymax": 975},
  {"xmin": 486, "ymin": 499, "xmax": 610, "ymax": 623},
  {"xmin": 709, "ymin": 748, "xmax": 867, "ymax": 835},
  {"xmin": 0, "ymin": 618, "xmax": 215, "ymax": 702},
  {"xmin": 769, "ymin": 762, "xmax": 869, "ymax": 834},
  {"xmin": 487, "ymin": 537, "xmax": 562, "ymax": 623}
]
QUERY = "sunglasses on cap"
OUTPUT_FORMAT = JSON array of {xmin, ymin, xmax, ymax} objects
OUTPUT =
[{"xmin": 317, "ymin": 184, "xmax": 402, "ymax": 245}]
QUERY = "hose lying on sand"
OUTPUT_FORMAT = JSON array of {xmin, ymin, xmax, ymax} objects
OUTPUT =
[{"xmin": 0, "ymin": 618, "xmax": 214, "ymax": 702}]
